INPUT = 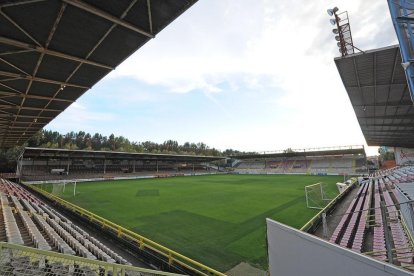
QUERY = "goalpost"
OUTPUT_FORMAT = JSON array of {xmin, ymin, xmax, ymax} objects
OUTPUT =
[
  {"xmin": 27, "ymin": 180, "xmax": 79, "ymax": 198},
  {"xmin": 49, "ymin": 180, "xmax": 77, "ymax": 197},
  {"xmin": 305, "ymin": 182, "xmax": 333, "ymax": 209}
]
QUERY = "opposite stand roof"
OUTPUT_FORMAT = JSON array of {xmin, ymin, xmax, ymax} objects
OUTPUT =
[
  {"xmin": 0, "ymin": 0, "xmax": 197, "ymax": 147},
  {"xmin": 23, "ymin": 147, "xmax": 225, "ymax": 162},
  {"xmin": 335, "ymin": 45, "xmax": 414, "ymax": 148}
]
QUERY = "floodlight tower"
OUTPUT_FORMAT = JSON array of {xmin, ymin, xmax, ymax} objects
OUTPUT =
[{"xmin": 327, "ymin": 7, "xmax": 359, "ymax": 57}]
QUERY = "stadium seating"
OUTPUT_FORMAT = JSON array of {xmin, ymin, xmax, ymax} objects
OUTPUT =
[
  {"xmin": 329, "ymin": 182, "xmax": 370, "ymax": 250},
  {"xmin": 0, "ymin": 179, "xmax": 130, "ymax": 265},
  {"xmin": 20, "ymin": 160, "xmax": 214, "ymax": 182},
  {"xmin": 329, "ymin": 166, "xmax": 414, "ymax": 266},
  {"xmin": 234, "ymin": 155, "xmax": 365, "ymax": 175}
]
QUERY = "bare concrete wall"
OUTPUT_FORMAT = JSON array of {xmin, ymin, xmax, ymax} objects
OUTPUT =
[{"xmin": 266, "ymin": 218, "xmax": 413, "ymax": 276}]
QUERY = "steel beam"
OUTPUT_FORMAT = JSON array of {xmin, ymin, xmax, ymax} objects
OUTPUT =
[
  {"xmin": 0, "ymin": 9, "xmax": 41, "ymax": 46},
  {"xmin": 63, "ymin": 0, "xmax": 154, "ymax": 38},
  {"xmin": 0, "ymin": 125, "xmax": 39, "ymax": 129},
  {"xmin": 346, "ymin": 83, "xmax": 406, "ymax": 89},
  {"xmin": 0, "ymin": 57, "xmax": 29, "ymax": 75},
  {"xmin": 0, "ymin": 70, "xmax": 89, "ymax": 89},
  {"xmin": 0, "ymin": 121, "xmax": 43, "ymax": 125},
  {"xmin": 354, "ymin": 102, "xmax": 413, "ymax": 107},
  {"xmin": 0, "ymin": 49, "xmax": 35, "ymax": 56},
  {"xmin": 0, "ymin": 36, "xmax": 113, "ymax": 70},
  {"xmin": 1, "ymin": 133, "xmax": 38, "ymax": 137},
  {"xmin": 0, "ymin": 92, "xmax": 74, "ymax": 103},
  {"xmin": 0, "ymin": 114, "xmax": 53, "ymax": 119},
  {"xmin": 366, "ymin": 134, "xmax": 413, "ymax": 137},
  {"xmin": 0, "ymin": 0, "xmax": 48, "ymax": 8},
  {"xmin": 0, "ymin": 104, "xmax": 61, "ymax": 112},
  {"xmin": 358, "ymin": 114, "xmax": 414, "ymax": 119},
  {"xmin": 363, "ymin": 130, "xmax": 414, "ymax": 134},
  {"xmin": 147, "ymin": 0, "xmax": 153, "ymax": 34}
]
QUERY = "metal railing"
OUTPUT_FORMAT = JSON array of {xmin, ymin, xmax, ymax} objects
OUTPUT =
[
  {"xmin": 300, "ymin": 178, "xmax": 357, "ymax": 232},
  {"xmin": 0, "ymin": 242, "xmax": 184, "ymax": 276},
  {"xmin": 25, "ymin": 183, "xmax": 226, "ymax": 276}
]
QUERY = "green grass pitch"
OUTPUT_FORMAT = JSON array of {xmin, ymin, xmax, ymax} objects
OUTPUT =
[{"xmin": 42, "ymin": 174, "xmax": 342, "ymax": 271}]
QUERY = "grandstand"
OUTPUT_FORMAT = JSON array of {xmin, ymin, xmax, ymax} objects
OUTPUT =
[
  {"xmin": 0, "ymin": 178, "xmax": 130, "ymax": 264},
  {"xmin": 17, "ymin": 147, "xmax": 224, "ymax": 182},
  {"xmin": 232, "ymin": 145, "xmax": 367, "ymax": 175},
  {"xmin": 328, "ymin": 167, "xmax": 414, "ymax": 263}
]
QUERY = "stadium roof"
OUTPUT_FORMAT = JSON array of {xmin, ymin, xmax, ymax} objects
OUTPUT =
[
  {"xmin": 0, "ymin": 0, "xmax": 197, "ymax": 148},
  {"xmin": 335, "ymin": 45, "xmax": 414, "ymax": 148},
  {"xmin": 232, "ymin": 145, "xmax": 366, "ymax": 159},
  {"xmin": 22, "ymin": 147, "xmax": 225, "ymax": 162}
]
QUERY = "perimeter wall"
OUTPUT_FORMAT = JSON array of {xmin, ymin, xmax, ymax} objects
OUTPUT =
[{"xmin": 267, "ymin": 219, "xmax": 412, "ymax": 276}]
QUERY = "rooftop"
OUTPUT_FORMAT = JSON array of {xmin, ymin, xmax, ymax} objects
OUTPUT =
[
  {"xmin": 335, "ymin": 45, "xmax": 414, "ymax": 148},
  {"xmin": 0, "ymin": 0, "xmax": 197, "ymax": 147}
]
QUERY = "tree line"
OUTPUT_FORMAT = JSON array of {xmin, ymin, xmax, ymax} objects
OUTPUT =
[{"xmin": 0, "ymin": 130, "xmax": 254, "ymax": 172}]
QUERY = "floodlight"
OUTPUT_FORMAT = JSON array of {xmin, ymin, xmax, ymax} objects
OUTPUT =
[
  {"xmin": 332, "ymin": 28, "xmax": 339, "ymax": 34},
  {"xmin": 402, "ymin": 61, "xmax": 411, "ymax": 70},
  {"xmin": 327, "ymin": 7, "xmax": 339, "ymax": 16},
  {"xmin": 330, "ymin": 18, "xmax": 336, "ymax": 25},
  {"xmin": 337, "ymin": 42, "xmax": 342, "ymax": 47},
  {"xmin": 335, "ymin": 35, "xmax": 341, "ymax": 41}
]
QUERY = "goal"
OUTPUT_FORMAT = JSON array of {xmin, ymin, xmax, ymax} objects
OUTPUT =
[
  {"xmin": 305, "ymin": 182, "xmax": 333, "ymax": 209},
  {"xmin": 51, "ymin": 180, "xmax": 77, "ymax": 197}
]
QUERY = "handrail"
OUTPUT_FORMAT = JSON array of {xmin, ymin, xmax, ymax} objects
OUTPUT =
[
  {"xmin": 0, "ymin": 242, "xmax": 184, "ymax": 276},
  {"xmin": 300, "ymin": 178, "xmax": 357, "ymax": 232},
  {"xmin": 26, "ymin": 183, "xmax": 226, "ymax": 276}
]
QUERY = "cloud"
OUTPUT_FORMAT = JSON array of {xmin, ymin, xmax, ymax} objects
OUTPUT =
[
  {"xmin": 46, "ymin": 102, "xmax": 117, "ymax": 132},
  {"xmin": 110, "ymin": 0, "xmax": 395, "ymax": 94},
  {"xmin": 50, "ymin": 0, "xmax": 395, "ymax": 156}
]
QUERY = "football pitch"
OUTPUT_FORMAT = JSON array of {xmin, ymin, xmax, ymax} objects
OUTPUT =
[{"xmin": 43, "ymin": 174, "xmax": 342, "ymax": 271}]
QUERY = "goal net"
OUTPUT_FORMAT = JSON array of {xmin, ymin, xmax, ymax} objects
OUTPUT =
[
  {"xmin": 50, "ymin": 180, "xmax": 77, "ymax": 197},
  {"xmin": 305, "ymin": 182, "xmax": 333, "ymax": 209}
]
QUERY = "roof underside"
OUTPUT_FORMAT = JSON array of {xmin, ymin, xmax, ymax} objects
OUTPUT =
[
  {"xmin": 335, "ymin": 45, "xmax": 414, "ymax": 148},
  {"xmin": 0, "ymin": 0, "xmax": 197, "ymax": 148},
  {"xmin": 22, "ymin": 147, "xmax": 224, "ymax": 162}
]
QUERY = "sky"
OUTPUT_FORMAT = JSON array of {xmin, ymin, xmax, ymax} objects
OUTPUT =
[{"xmin": 46, "ymin": 0, "xmax": 398, "ymax": 156}]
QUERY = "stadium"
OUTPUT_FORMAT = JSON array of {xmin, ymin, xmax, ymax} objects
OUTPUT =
[{"xmin": 0, "ymin": 1, "xmax": 413, "ymax": 276}]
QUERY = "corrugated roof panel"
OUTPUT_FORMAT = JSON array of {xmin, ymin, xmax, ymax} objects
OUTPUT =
[
  {"xmin": 0, "ymin": 0, "xmax": 198, "ymax": 147},
  {"xmin": 335, "ymin": 45, "xmax": 414, "ymax": 148}
]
